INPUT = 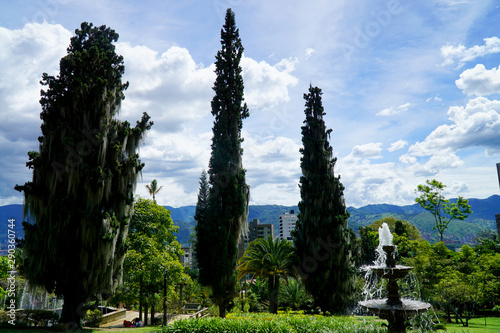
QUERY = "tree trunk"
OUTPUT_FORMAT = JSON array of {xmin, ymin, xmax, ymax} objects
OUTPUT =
[
  {"xmin": 151, "ymin": 303, "xmax": 155, "ymax": 325},
  {"xmin": 144, "ymin": 303, "xmax": 148, "ymax": 326},
  {"xmin": 60, "ymin": 288, "xmax": 85, "ymax": 329},
  {"xmin": 218, "ymin": 300, "xmax": 227, "ymax": 318},
  {"xmin": 268, "ymin": 276, "xmax": 279, "ymax": 314},
  {"xmin": 139, "ymin": 277, "xmax": 143, "ymax": 321}
]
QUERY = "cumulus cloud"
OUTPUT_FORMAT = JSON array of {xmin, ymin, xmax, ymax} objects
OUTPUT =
[
  {"xmin": 388, "ymin": 140, "xmax": 408, "ymax": 152},
  {"xmin": 409, "ymin": 97, "xmax": 500, "ymax": 156},
  {"xmin": 399, "ymin": 154, "xmax": 417, "ymax": 164},
  {"xmin": 242, "ymin": 134, "xmax": 301, "ymax": 205},
  {"xmin": 242, "ymin": 57, "xmax": 299, "ymax": 111},
  {"xmin": 377, "ymin": 102, "xmax": 411, "ymax": 116},
  {"xmin": 349, "ymin": 143, "xmax": 383, "ymax": 159},
  {"xmin": 441, "ymin": 37, "xmax": 500, "ymax": 67},
  {"xmin": 117, "ymin": 43, "xmax": 215, "ymax": 130},
  {"xmin": 455, "ymin": 64, "xmax": 500, "ymax": 96},
  {"xmin": 0, "ymin": 22, "xmax": 71, "ymax": 203}
]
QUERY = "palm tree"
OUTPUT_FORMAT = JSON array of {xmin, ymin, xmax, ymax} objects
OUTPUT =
[
  {"xmin": 145, "ymin": 179, "xmax": 163, "ymax": 204},
  {"xmin": 238, "ymin": 236, "xmax": 297, "ymax": 314}
]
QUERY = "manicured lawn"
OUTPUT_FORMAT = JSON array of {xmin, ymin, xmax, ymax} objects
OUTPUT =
[
  {"xmin": 437, "ymin": 316, "xmax": 500, "ymax": 333},
  {"xmin": 2, "ymin": 316, "xmax": 499, "ymax": 332}
]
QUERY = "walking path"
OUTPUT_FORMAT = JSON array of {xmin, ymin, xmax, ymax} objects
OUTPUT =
[{"xmin": 97, "ymin": 310, "xmax": 190, "ymax": 330}]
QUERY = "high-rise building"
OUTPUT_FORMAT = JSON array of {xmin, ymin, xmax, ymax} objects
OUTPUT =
[
  {"xmin": 249, "ymin": 218, "xmax": 274, "ymax": 241},
  {"xmin": 240, "ymin": 219, "xmax": 275, "ymax": 258},
  {"xmin": 279, "ymin": 210, "xmax": 297, "ymax": 241}
]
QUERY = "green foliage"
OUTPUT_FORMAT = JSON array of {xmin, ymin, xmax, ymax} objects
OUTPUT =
[
  {"xmin": 120, "ymin": 198, "xmax": 187, "ymax": 316},
  {"xmin": 83, "ymin": 309, "xmax": 103, "ymax": 327},
  {"xmin": 415, "ymin": 179, "xmax": 472, "ymax": 242},
  {"xmin": 238, "ymin": 236, "xmax": 297, "ymax": 313},
  {"xmin": 195, "ymin": 8, "xmax": 250, "ymax": 318},
  {"xmin": 293, "ymin": 85, "xmax": 354, "ymax": 312},
  {"xmin": 14, "ymin": 22, "xmax": 152, "ymax": 325},
  {"xmin": 474, "ymin": 229, "xmax": 500, "ymax": 255},
  {"xmin": 158, "ymin": 313, "xmax": 387, "ymax": 333},
  {"xmin": 0, "ymin": 309, "xmax": 59, "ymax": 327},
  {"xmin": 280, "ymin": 279, "xmax": 313, "ymax": 311}
]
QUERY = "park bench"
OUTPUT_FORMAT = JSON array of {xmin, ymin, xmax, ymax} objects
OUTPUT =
[{"xmin": 181, "ymin": 303, "xmax": 201, "ymax": 313}]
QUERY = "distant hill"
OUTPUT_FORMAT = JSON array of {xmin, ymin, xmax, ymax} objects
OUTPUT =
[{"xmin": 2, "ymin": 195, "xmax": 498, "ymax": 249}]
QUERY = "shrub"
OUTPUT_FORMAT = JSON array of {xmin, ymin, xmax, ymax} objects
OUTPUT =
[
  {"xmin": 0, "ymin": 309, "xmax": 59, "ymax": 327},
  {"xmin": 159, "ymin": 313, "xmax": 387, "ymax": 333},
  {"xmin": 83, "ymin": 309, "xmax": 103, "ymax": 327}
]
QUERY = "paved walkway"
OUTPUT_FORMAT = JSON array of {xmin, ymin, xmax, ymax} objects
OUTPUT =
[{"xmin": 98, "ymin": 310, "xmax": 190, "ymax": 329}]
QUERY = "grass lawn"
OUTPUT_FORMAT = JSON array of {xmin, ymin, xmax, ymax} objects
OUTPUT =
[
  {"xmin": 2, "ymin": 316, "xmax": 499, "ymax": 332},
  {"xmin": 436, "ymin": 316, "xmax": 500, "ymax": 333}
]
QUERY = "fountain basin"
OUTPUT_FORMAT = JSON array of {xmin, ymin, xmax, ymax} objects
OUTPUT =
[
  {"xmin": 370, "ymin": 265, "xmax": 413, "ymax": 279},
  {"xmin": 359, "ymin": 298, "xmax": 431, "ymax": 317}
]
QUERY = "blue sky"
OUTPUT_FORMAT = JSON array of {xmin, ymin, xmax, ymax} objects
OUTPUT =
[{"xmin": 1, "ymin": 0, "xmax": 500, "ymax": 208}]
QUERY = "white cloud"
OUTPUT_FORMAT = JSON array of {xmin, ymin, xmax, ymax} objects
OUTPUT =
[
  {"xmin": 388, "ymin": 140, "xmax": 408, "ymax": 152},
  {"xmin": 455, "ymin": 64, "xmax": 500, "ymax": 96},
  {"xmin": 117, "ymin": 43, "xmax": 215, "ymax": 130},
  {"xmin": 426, "ymin": 95, "xmax": 443, "ymax": 102},
  {"xmin": 349, "ymin": 143, "xmax": 383, "ymax": 159},
  {"xmin": 0, "ymin": 22, "xmax": 71, "ymax": 203},
  {"xmin": 399, "ymin": 154, "xmax": 417, "ymax": 164},
  {"xmin": 242, "ymin": 57, "xmax": 299, "ymax": 111},
  {"xmin": 377, "ymin": 102, "xmax": 411, "ymax": 116},
  {"xmin": 242, "ymin": 134, "xmax": 301, "ymax": 205},
  {"xmin": 441, "ymin": 37, "xmax": 500, "ymax": 67},
  {"xmin": 304, "ymin": 48, "xmax": 315, "ymax": 59},
  {"xmin": 409, "ymin": 97, "xmax": 500, "ymax": 156}
]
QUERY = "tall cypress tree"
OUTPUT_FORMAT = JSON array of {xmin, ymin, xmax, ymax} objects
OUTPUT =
[
  {"xmin": 15, "ymin": 22, "xmax": 152, "ymax": 326},
  {"xmin": 293, "ymin": 85, "xmax": 354, "ymax": 313},
  {"xmin": 195, "ymin": 8, "xmax": 249, "ymax": 318}
]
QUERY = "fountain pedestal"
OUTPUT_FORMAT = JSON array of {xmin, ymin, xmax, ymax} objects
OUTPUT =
[{"xmin": 359, "ymin": 244, "xmax": 431, "ymax": 333}]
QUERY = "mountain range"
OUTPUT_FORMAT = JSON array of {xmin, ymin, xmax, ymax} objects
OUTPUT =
[{"xmin": 2, "ymin": 195, "xmax": 498, "ymax": 250}]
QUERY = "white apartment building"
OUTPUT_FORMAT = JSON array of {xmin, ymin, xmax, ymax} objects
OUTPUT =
[{"xmin": 279, "ymin": 210, "xmax": 297, "ymax": 241}]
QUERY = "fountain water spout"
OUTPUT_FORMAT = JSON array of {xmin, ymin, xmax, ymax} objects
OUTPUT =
[{"xmin": 359, "ymin": 223, "xmax": 431, "ymax": 333}]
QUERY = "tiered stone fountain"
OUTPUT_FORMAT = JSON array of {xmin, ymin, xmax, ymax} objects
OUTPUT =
[{"xmin": 359, "ymin": 223, "xmax": 431, "ymax": 333}]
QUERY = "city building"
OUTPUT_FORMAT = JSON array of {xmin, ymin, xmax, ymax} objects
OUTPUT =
[
  {"xmin": 279, "ymin": 210, "xmax": 297, "ymax": 241},
  {"xmin": 180, "ymin": 246, "xmax": 193, "ymax": 268},
  {"xmin": 239, "ymin": 219, "xmax": 275, "ymax": 259},
  {"xmin": 248, "ymin": 218, "xmax": 274, "ymax": 241}
]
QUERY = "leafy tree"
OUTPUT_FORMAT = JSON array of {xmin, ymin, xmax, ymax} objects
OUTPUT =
[
  {"xmin": 145, "ymin": 179, "xmax": 163, "ymax": 204},
  {"xmin": 293, "ymin": 85, "xmax": 354, "ymax": 313},
  {"xmin": 415, "ymin": 179, "xmax": 472, "ymax": 242},
  {"xmin": 238, "ymin": 236, "xmax": 297, "ymax": 314},
  {"xmin": 358, "ymin": 226, "xmax": 379, "ymax": 266},
  {"xmin": 195, "ymin": 8, "xmax": 250, "ymax": 318},
  {"xmin": 123, "ymin": 198, "xmax": 185, "ymax": 324},
  {"xmin": 474, "ymin": 229, "xmax": 500, "ymax": 255},
  {"xmin": 14, "ymin": 22, "xmax": 152, "ymax": 326}
]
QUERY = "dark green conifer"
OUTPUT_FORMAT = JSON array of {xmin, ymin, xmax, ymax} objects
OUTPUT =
[
  {"xmin": 195, "ymin": 8, "xmax": 249, "ymax": 318},
  {"xmin": 293, "ymin": 85, "xmax": 354, "ymax": 313},
  {"xmin": 15, "ymin": 22, "xmax": 152, "ymax": 326}
]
